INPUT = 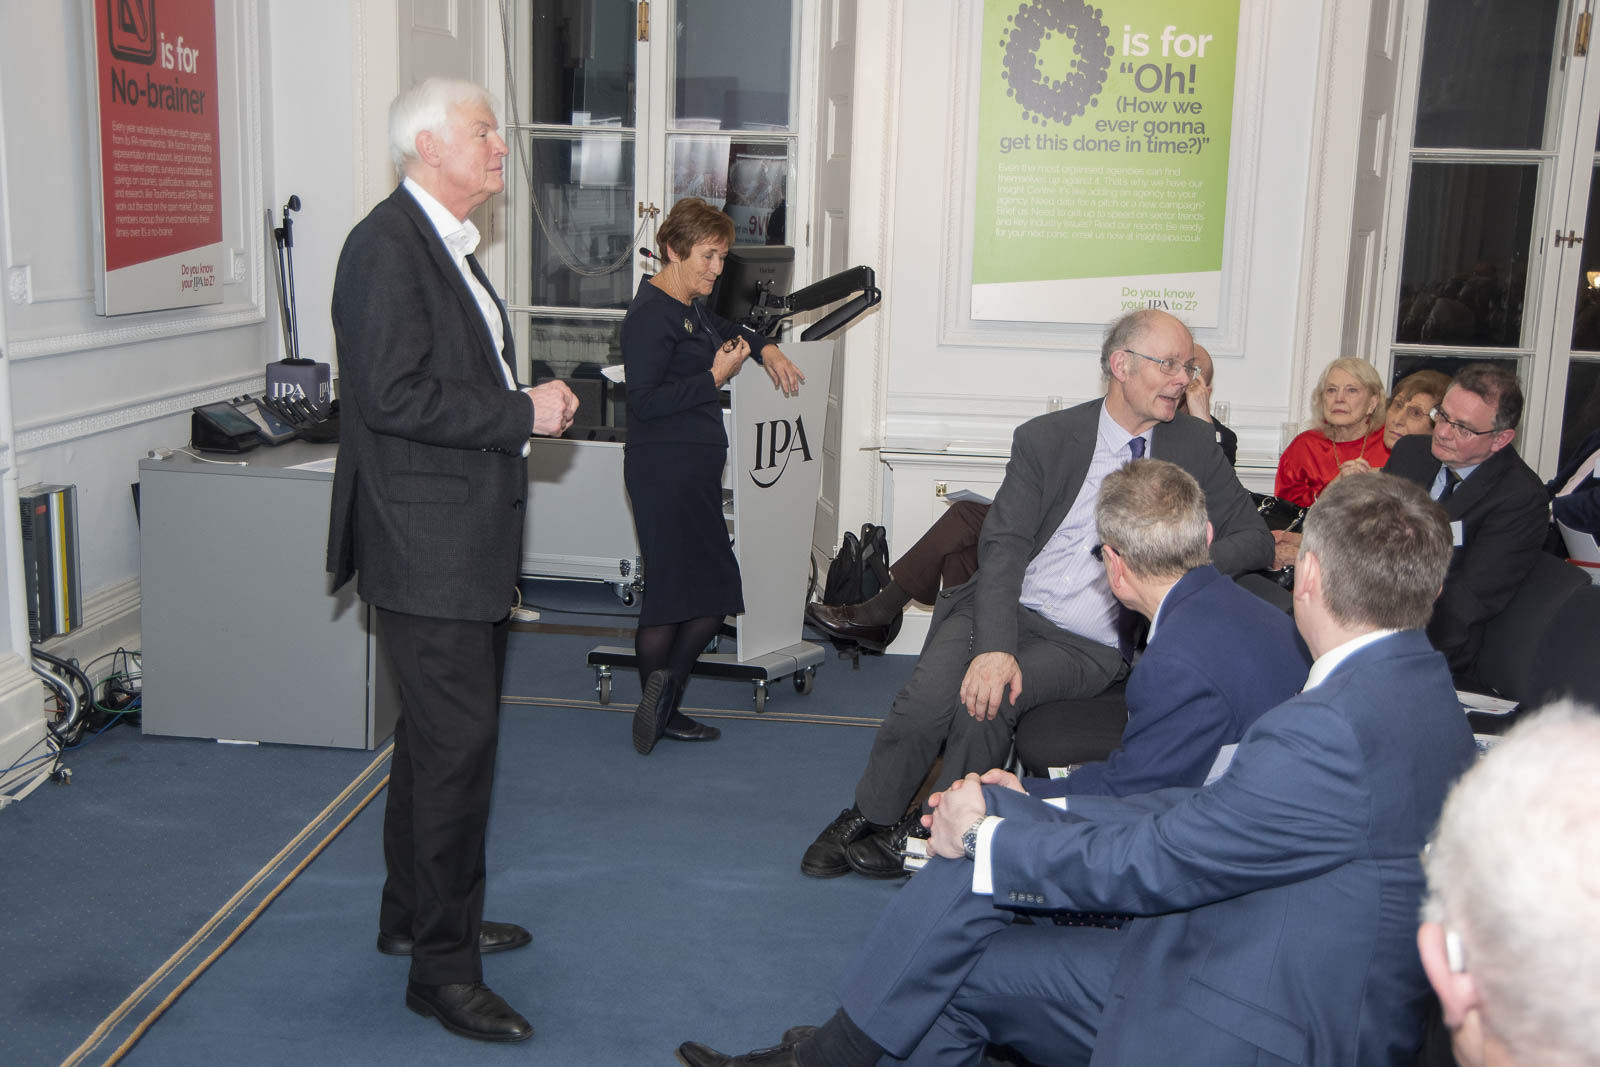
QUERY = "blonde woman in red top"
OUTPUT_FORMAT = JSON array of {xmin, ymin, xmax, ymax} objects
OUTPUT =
[{"xmin": 1274, "ymin": 357, "xmax": 1389, "ymax": 508}]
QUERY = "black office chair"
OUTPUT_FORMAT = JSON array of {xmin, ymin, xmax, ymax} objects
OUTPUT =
[
  {"xmin": 1011, "ymin": 680, "xmax": 1129, "ymax": 778},
  {"xmin": 1467, "ymin": 553, "xmax": 1589, "ymax": 705}
]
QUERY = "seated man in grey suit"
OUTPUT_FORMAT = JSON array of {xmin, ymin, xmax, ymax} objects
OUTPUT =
[
  {"xmin": 801, "ymin": 310, "xmax": 1272, "ymax": 879},
  {"xmin": 680, "ymin": 474, "xmax": 1476, "ymax": 1067},
  {"xmin": 1418, "ymin": 701, "xmax": 1600, "ymax": 1067},
  {"xmin": 1382, "ymin": 363, "xmax": 1548, "ymax": 678}
]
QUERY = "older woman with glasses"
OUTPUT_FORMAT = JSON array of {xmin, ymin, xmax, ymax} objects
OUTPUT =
[{"xmin": 1274, "ymin": 357, "xmax": 1389, "ymax": 509}]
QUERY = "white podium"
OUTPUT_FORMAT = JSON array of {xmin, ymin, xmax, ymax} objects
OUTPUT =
[{"xmin": 588, "ymin": 339, "xmax": 835, "ymax": 710}]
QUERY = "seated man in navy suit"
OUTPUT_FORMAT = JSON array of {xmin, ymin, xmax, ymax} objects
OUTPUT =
[
  {"xmin": 1025, "ymin": 458, "xmax": 1309, "ymax": 801},
  {"xmin": 1548, "ymin": 425, "xmax": 1600, "ymax": 539},
  {"xmin": 678, "ymin": 473, "xmax": 1476, "ymax": 1067}
]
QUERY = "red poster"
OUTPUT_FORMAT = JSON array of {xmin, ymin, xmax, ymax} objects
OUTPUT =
[{"xmin": 91, "ymin": 0, "xmax": 223, "ymax": 311}]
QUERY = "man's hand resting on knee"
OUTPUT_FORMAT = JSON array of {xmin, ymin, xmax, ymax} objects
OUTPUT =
[{"xmin": 960, "ymin": 652, "xmax": 1023, "ymax": 721}]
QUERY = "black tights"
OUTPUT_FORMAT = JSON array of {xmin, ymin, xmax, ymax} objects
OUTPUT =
[{"xmin": 635, "ymin": 615, "xmax": 724, "ymax": 696}]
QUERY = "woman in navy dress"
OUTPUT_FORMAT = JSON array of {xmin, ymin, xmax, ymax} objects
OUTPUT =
[{"xmin": 621, "ymin": 198, "xmax": 803, "ymax": 754}]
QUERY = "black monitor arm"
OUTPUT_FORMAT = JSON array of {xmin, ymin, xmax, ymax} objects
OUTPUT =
[{"xmin": 743, "ymin": 265, "xmax": 882, "ymax": 340}]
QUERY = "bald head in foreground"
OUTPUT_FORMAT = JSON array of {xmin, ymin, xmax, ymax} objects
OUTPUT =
[{"xmin": 1420, "ymin": 702, "xmax": 1600, "ymax": 1067}]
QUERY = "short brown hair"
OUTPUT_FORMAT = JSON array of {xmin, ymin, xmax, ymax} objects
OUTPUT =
[
  {"xmin": 1300, "ymin": 474, "xmax": 1450, "ymax": 631},
  {"xmin": 1452, "ymin": 363, "xmax": 1523, "ymax": 431},
  {"xmin": 1391, "ymin": 369, "xmax": 1450, "ymax": 409},
  {"xmin": 1095, "ymin": 460, "xmax": 1210, "ymax": 580},
  {"xmin": 656, "ymin": 197, "xmax": 735, "ymax": 262}
]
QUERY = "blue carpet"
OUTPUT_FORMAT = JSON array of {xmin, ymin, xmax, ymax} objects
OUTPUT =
[{"xmin": 3, "ymin": 590, "xmax": 923, "ymax": 1066}]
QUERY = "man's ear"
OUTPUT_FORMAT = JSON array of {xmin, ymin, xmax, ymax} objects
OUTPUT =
[
  {"xmin": 1108, "ymin": 349, "xmax": 1131, "ymax": 383},
  {"xmin": 1204, "ymin": 520, "xmax": 1214, "ymax": 548},
  {"xmin": 1292, "ymin": 547, "xmax": 1319, "ymax": 606},
  {"xmin": 414, "ymin": 128, "xmax": 441, "ymax": 168},
  {"xmin": 1488, "ymin": 427, "xmax": 1516, "ymax": 455},
  {"xmin": 1418, "ymin": 922, "xmax": 1482, "ymax": 1028}
]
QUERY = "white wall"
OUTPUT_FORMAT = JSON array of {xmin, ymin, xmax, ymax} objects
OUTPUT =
[
  {"xmin": 834, "ymin": 0, "xmax": 1328, "ymax": 538},
  {"xmin": 0, "ymin": 0, "xmax": 378, "ymax": 773}
]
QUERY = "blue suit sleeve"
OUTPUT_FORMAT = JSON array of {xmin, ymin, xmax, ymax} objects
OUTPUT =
[{"xmin": 991, "ymin": 700, "xmax": 1371, "ymax": 915}]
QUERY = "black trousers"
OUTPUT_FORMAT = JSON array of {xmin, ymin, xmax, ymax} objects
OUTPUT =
[{"xmin": 374, "ymin": 608, "xmax": 510, "ymax": 985}]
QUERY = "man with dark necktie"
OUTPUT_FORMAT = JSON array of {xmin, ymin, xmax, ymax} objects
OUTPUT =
[
  {"xmin": 799, "ymin": 309, "xmax": 1271, "ymax": 880},
  {"xmin": 1383, "ymin": 363, "xmax": 1547, "ymax": 677}
]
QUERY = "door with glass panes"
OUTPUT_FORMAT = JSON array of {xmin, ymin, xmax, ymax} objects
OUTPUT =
[
  {"xmin": 1371, "ymin": 0, "xmax": 1600, "ymax": 474},
  {"xmin": 501, "ymin": 0, "xmax": 806, "ymax": 431}
]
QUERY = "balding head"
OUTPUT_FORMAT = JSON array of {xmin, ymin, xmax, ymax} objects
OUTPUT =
[{"xmin": 1191, "ymin": 343, "xmax": 1215, "ymax": 387}]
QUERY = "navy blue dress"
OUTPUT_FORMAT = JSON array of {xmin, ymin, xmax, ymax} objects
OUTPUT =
[{"xmin": 621, "ymin": 277, "xmax": 767, "ymax": 627}]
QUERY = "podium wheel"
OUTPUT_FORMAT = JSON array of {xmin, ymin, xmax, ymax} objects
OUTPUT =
[
  {"xmin": 793, "ymin": 667, "xmax": 816, "ymax": 695},
  {"xmin": 596, "ymin": 671, "xmax": 612, "ymax": 704},
  {"xmin": 752, "ymin": 681, "xmax": 768, "ymax": 713}
]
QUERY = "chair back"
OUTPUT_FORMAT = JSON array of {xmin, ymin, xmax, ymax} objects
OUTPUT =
[
  {"xmin": 1557, "ymin": 519, "xmax": 1600, "ymax": 584},
  {"xmin": 1473, "ymin": 554, "xmax": 1590, "ymax": 702}
]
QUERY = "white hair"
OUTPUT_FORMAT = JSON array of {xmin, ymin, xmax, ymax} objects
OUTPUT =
[
  {"xmin": 387, "ymin": 77, "xmax": 500, "ymax": 176},
  {"xmin": 1421, "ymin": 701, "xmax": 1600, "ymax": 1067}
]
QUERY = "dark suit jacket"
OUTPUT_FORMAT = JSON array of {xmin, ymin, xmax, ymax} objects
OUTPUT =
[
  {"xmin": 1549, "ymin": 426, "xmax": 1600, "ymax": 536},
  {"xmin": 1383, "ymin": 434, "xmax": 1549, "ymax": 672},
  {"xmin": 987, "ymin": 630, "xmax": 1476, "ymax": 1065},
  {"xmin": 970, "ymin": 401, "xmax": 1271, "ymax": 659},
  {"xmin": 1031, "ymin": 565, "xmax": 1310, "ymax": 797},
  {"xmin": 325, "ymin": 185, "xmax": 533, "ymax": 621}
]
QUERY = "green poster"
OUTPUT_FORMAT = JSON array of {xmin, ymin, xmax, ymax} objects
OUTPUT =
[{"xmin": 972, "ymin": 0, "xmax": 1240, "ymax": 325}]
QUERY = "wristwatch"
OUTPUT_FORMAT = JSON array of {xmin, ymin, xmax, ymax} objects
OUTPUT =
[{"xmin": 961, "ymin": 818, "xmax": 985, "ymax": 860}]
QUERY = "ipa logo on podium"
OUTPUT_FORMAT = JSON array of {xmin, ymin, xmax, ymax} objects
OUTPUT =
[{"xmin": 748, "ymin": 416, "xmax": 814, "ymax": 488}]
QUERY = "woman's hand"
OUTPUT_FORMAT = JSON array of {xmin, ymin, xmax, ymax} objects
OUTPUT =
[
  {"xmin": 710, "ymin": 336, "xmax": 751, "ymax": 386},
  {"xmin": 1333, "ymin": 457, "xmax": 1375, "ymax": 480},
  {"xmin": 758, "ymin": 345, "xmax": 805, "ymax": 396}
]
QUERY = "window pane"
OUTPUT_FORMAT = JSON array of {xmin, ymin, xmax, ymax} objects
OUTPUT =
[
  {"xmin": 1560, "ymin": 357, "xmax": 1600, "ymax": 466},
  {"xmin": 520, "ymin": 0, "xmax": 637, "ymax": 127},
  {"xmin": 1395, "ymin": 162, "xmax": 1535, "ymax": 347},
  {"xmin": 1413, "ymin": 0, "xmax": 1558, "ymax": 149},
  {"xmin": 517, "ymin": 314, "xmax": 627, "ymax": 429},
  {"xmin": 508, "ymin": 134, "xmax": 636, "ymax": 310},
  {"xmin": 667, "ymin": 136, "xmax": 793, "ymax": 245},
  {"xmin": 674, "ymin": 0, "xmax": 793, "ymax": 131}
]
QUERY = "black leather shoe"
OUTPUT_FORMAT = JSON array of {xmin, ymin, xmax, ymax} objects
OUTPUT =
[
  {"xmin": 801, "ymin": 805, "xmax": 875, "ymax": 878},
  {"xmin": 405, "ymin": 980, "xmax": 532, "ymax": 1043},
  {"xmin": 805, "ymin": 601, "xmax": 891, "ymax": 652},
  {"xmin": 634, "ymin": 669, "xmax": 677, "ymax": 755},
  {"xmin": 676, "ymin": 1039, "xmax": 802, "ymax": 1067},
  {"xmin": 845, "ymin": 809, "xmax": 925, "ymax": 879},
  {"xmin": 377, "ymin": 920, "xmax": 532, "ymax": 957},
  {"xmin": 662, "ymin": 711, "xmax": 721, "ymax": 742}
]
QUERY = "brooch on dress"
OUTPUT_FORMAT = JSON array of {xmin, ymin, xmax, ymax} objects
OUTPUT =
[{"xmin": 683, "ymin": 318, "xmax": 694, "ymax": 333}]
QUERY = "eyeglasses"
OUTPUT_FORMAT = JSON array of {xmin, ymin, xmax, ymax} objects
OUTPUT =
[
  {"xmin": 1090, "ymin": 543, "xmax": 1114, "ymax": 561},
  {"xmin": 1388, "ymin": 397, "xmax": 1434, "ymax": 422},
  {"xmin": 1429, "ymin": 406, "xmax": 1497, "ymax": 437},
  {"xmin": 1123, "ymin": 349, "xmax": 1201, "ymax": 380}
]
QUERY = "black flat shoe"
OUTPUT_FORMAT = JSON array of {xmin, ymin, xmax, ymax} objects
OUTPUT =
[
  {"xmin": 405, "ymin": 980, "xmax": 532, "ymax": 1043},
  {"xmin": 662, "ymin": 711, "xmax": 721, "ymax": 742},
  {"xmin": 677, "ymin": 1039, "xmax": 801, "ymax": 1066},
  {"xmin": 845, "ymin": 809, "xmax": 925, "ymax": 879},
  {"xmin": 377, "ymin": 920, "xmax": 532, "ymax": 957},
  {"xmin": 634, "ymin": 669, "xmax": 677, "ymax": 755}
]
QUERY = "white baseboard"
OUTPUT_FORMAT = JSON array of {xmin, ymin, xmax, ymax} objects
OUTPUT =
[{"xmin": 0, "ymin": 655, "xmax": 47, "ymax": 780}]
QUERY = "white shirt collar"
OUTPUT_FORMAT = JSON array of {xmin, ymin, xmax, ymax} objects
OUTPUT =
[
  {"xmin": 402, "ymin": 177, "xmax": 480, "ymax": 258},
  {"xmin": 1304, "ymin": 628, "xmax": 1399, "ymax": 690},
  {"xmin": 1098, "ymin": 400, "xmax": 1151, "ymax": 459}
]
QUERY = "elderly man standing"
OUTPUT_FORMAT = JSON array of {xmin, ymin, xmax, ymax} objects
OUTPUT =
[
  {"xmin": 1382, "ymin": 363, "xmax": 1547, "ymax": 677},
  {"xmin": 681, "ymin": 474, "xmax": 1475, "ymax": 1067},
  {"xmin": 1418, "ymin": 701, "xmax": 1600, "ymax": 1067},
  {"xmin": 326, "ymin": 78, "xmax": 577, "ymax": 1043},
  {"xmin": 802, "ymin": 309, "xmax": 1271, "ymax": 879}
]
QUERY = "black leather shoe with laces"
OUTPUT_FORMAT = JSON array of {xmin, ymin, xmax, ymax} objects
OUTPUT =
[
  {"xmin": 845, "ymin": 809, "xmax": 926, "ymax": 879},
  {"xmin": 800, "ymin": 805, "xmax": 876, "ymax": 878},
  {"xmin": 405, "ymin": 980, "xmax": 533, "ymax": 1043}
]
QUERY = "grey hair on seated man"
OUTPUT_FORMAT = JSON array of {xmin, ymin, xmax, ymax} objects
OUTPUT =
[{"xmin": 1418, "ymin": 701, "xmax": 1600, "ymax": 1067}]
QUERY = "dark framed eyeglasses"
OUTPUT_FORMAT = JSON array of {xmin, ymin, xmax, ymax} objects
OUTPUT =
[
  {"xmin": 1090, "ymin": 543, "xmax": 1110, "ymax": 561},
  {"xmin": 1123, "ymin": 348, "xmax": 1201, "ymax": 381},
  {"xmin": 1429, "ymin": 406, "xmax": 1497, "ymax": 437}
]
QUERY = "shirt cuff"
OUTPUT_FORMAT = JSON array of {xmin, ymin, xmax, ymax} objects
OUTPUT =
[{"xmin": 969, "ymin": 815, "xmax": 1005, "ymax": 896}]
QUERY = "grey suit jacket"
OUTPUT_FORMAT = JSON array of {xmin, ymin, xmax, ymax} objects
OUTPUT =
[
  {"xmin": 325, "ymin": 185, "xmax": 534, "ymax": 622},
  {"xmin": 970, "ymin": 400, "xmax": 1270, "ymax": 657}
]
